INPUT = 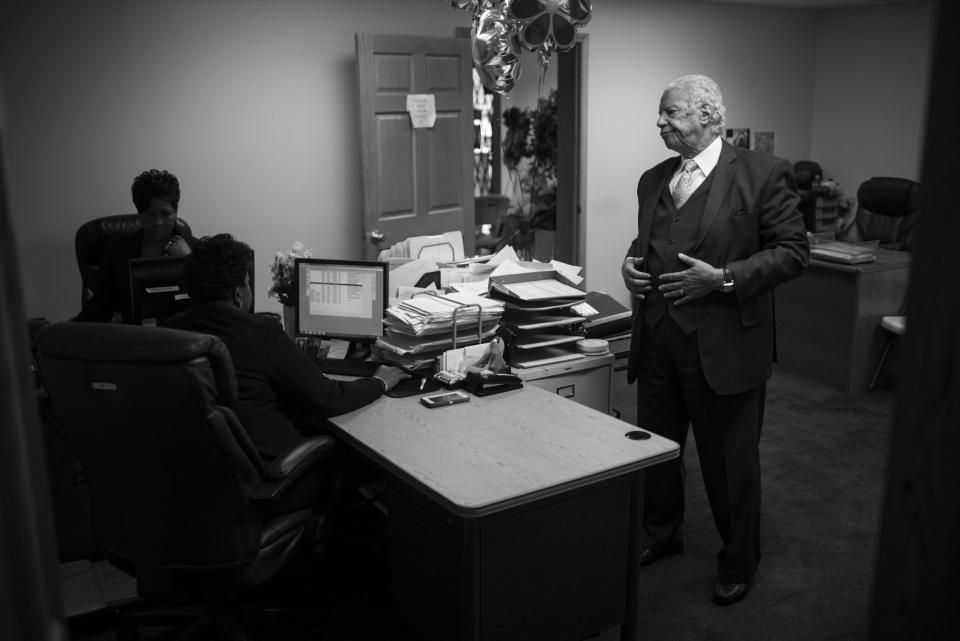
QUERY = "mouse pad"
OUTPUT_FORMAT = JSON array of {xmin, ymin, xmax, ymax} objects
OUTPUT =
[{"xmin": 386, "ymin": 375, "xmax": 442, "ymax": 398}]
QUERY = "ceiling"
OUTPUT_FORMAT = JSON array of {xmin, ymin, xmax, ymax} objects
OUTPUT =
[{"xmin": 699, "ymin": 0, "xmax": 920, "ymax": 9}]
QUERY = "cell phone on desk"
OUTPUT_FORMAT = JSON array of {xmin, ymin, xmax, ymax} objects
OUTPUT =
[{"xmin": 420, "ymin": 389, "xmax": 470, "ymax": 408}]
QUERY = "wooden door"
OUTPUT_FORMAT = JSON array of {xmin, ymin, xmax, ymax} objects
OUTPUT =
[{"xmin": 356, "ymin": 33, "xmax": 475, "ymax": 260}]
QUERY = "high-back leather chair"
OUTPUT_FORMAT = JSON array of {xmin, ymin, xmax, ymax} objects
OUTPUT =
[
  {"xmin": 844, "ymin": 177, "xmax": 920, "ymax": 251},
  {"xmin": 793, "ymin": 160, "xmax": 822, "ymax": 190},
  {"xmin": 475, "ymin": 194, "xmax": 511, "ymax": 254},
  {"xmin": 36, "ymin": 322, "xmax": 335, "ymax": 638},
  {"xmin": 75, "ymin": 214, "xmax": 193, "ymax": 305},
  {"xmin": 793, "ymin": 161, "xmax": 825, "ymax": 232}
]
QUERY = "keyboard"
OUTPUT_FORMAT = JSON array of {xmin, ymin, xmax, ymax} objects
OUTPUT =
[{"xmin": 313, "ymin": 357, "xmax": 386, "ymax": 378}]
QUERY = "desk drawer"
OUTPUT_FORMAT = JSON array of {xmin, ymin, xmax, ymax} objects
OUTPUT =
[{"xmin": 522, "ymin": 362, "xmax": 612, "ymax": 414}]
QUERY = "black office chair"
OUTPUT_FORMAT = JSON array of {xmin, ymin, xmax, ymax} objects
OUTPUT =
[
  {"xmin": 840, "ymin": 177, "xmax": 920, "ymax": 251},
  {"xmin": 793, "ymin": 160, "xmax": 822, "ymax": 190},
  {"xmin": 475, "ymin": 194, "xmax": 511, "ymax": 255},
  {"xmin": 75, "ymin": 214, "xmax": 193, "ymax": 305},
  {"xmin": 36, "ymin": 323, "xmax": 337, "ymax": 640},
  {"xmin": 793, "ymin": 161, "xmax": 826, "ymax": 232}
]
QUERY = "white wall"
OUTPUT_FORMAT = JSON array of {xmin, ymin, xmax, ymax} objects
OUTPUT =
[
  {"xmin": 582, "ymin": 0, "xmax": 933, "ymax": 304},
  {"xmin": 0, "ymin": 0, "xmax": 467, "ymax": 321},
  {"xmin": 0, "ymin": 0, "xmax": 935, "ymax": 321},
  {"xmin": 809, "ymin": 2, "xmax": 934, "ymax": 197},
  {"xmin": 584, "ymin": 0, "xmax": 818, "ymax": 301}
]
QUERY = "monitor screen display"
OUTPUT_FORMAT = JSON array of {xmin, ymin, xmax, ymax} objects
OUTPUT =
[
  {"xmin": 293, "ymin": 258, "xmax": 388, "ymax": 340},
  {"xmin": 128, "ymin": 256, "xmax": 190, "ymax": 326}
]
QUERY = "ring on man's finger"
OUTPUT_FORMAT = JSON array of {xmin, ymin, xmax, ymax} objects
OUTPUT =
[{"xmin": 679, "ymin": 288, "xmax": 685, "ymax": 296}]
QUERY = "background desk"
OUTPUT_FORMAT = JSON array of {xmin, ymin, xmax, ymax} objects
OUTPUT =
[
  {"xmin": 776, "ymin": 247, "xmax": 910, "ymax": 393},
  {"xmin": 328, "ymin": 384, "xmax": 678, "ymax": 641}
]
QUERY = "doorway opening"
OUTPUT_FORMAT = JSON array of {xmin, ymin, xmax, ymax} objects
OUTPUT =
[{"xmin": 470, "ymin": 36, "xmax": 587, "ymax": 266}]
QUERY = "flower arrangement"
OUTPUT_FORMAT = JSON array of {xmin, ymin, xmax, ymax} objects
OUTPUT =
[{"xmin": 268, "ymin": 241, "xmax": 312, "ymax": 306}]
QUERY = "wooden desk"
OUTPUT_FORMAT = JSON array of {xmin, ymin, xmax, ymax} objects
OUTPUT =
[
  {"xmin": 328, "ymin": 384, "xmax": 678, "ymax": 641},
  {"xmin": 776, "ymin": 247, "xmax": 910, "ymax": 393}
]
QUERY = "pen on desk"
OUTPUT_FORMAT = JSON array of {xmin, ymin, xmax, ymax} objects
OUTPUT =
[{"xmin": 419, "ymin": 377, "xmax": 426, "ymax": 391}]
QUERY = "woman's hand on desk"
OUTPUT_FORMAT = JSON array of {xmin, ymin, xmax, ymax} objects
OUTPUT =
[{"xmin": 373, "ymin": 365, "xmax": 411, "ymax": 392}]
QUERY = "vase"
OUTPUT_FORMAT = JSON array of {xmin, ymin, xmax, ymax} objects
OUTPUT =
[{"xmin": 283, "ymin": 305, "xmax": 297, "ymax": 338}]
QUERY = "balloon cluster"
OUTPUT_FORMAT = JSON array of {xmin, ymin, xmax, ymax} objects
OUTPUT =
[{"xmin": 449, "ymin": 0, "xmax": 593, "ymax": 95}]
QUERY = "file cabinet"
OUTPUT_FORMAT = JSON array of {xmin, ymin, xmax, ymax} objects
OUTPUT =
[{"xmin": 512, "ymin": 353, "xmax": 614, "ymax": 414}]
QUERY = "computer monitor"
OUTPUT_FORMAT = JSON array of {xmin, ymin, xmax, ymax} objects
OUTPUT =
[
  {"xmin": 128, "ymin": 255, "xmax": 190, "ymax": 326},
  {"xmin": 293, "ymin": 258, "xmax": 388, "ymax": 345}
]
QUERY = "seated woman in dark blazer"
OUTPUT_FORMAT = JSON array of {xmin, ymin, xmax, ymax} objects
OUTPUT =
[
  {"xmin": 75, "ymin": 169, "xmax": 194, "ymax": 323},
  {"xmin": 163, "ymin": 233, "xmax": 409, "ymax": 462}
]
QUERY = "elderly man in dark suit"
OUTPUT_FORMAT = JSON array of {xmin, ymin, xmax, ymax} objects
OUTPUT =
[{"xmin": 621, "ymin": 74, "xmax": 809, "ymax": 605}]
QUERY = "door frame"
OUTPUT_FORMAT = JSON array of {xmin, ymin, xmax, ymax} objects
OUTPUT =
[
  {"xmin": 556, "ymin": 34, "xmax": 588, "ymax": 268},
  {"xmin": 464, "ymin": 28, "xmax": 587, "ymax": 267}
]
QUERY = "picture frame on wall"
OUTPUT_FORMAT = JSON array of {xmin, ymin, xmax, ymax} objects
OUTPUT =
[
  {"xmin": 725, "ymin": 128, "xmax": 750, "ymax": 149},
  {"xmin": 753, "ymin": 131, "xmax": 775, "ymax": 155}
]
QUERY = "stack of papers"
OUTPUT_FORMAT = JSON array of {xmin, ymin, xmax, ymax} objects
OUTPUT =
[
  {"xmin": 377, "ymin": 231, "xmax": 465, "ymax": 262},
  {"xmin": 375, "ymin": 291, "xmax": 505, "ymax": 370},
  {"xmin": 510, "ymin": 346, "xmax": 584, "ymax": 369},
  {"xmin": 385, "ymin": 292, "xmax": 505, "ymax": 336},
  {"xmin": 487, "ymin": 270, "xmax": 591, "ymax": 369},
  {"xmin": 810, "ymin": 241, "xmax": 877, "ymax": 264},
  {"xmin": 378, "ymin": 324, "xmax": 501, "ymax": 355},
  {"xmin": 490, "ymin": 276, "xmax": 584, "ymax": 301}
]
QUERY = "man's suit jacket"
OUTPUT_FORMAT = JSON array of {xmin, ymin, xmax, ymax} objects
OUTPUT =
[{"xmin": 626, "ymin": 140, "xmax": 809, "ymax": 395}]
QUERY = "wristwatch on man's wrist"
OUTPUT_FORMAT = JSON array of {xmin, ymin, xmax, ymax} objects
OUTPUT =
[{"xmin": 721, "ymin": 266, "xmax": 735, "ymax": 293}]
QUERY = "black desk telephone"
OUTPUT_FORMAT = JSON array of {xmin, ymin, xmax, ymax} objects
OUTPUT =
[{"xmin": 463, "ymin": 370, "xmax": 523, "ymax": 397}]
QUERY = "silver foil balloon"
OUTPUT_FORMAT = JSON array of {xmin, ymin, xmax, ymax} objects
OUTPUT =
[
  {"xmin": 448, "ymin": 1, "xmax": 478, "ymax": 11},
  {"xmin": 507, "ymin": 0, "xmax": 593, "ymax": 57},
  {"xmin": 472, "ymin": 7, "xmax": 523, "ymax": 95}
]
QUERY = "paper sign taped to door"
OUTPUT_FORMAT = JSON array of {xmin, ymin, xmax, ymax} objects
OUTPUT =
[{"xmin": 406, "ymin": 94, "xmax": 436, "ymax": 128}]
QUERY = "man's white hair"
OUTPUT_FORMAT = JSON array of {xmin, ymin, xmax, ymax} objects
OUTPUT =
[{"xmin": 667, "ymin": 74, "xmax": 727, "ymax": 135}]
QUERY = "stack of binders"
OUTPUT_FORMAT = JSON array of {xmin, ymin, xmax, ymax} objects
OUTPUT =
[
  {"xmin": 489, "ymin": 271, "xmax": 589, "ymax": 368},
  {"xmin": 573, "ymin": 291, "xmax": 633, "ymax": 340}
]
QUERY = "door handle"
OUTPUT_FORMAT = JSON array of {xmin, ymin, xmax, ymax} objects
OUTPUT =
[{"xmin": 369, "ymin": 230, "xmax": 385, "ymax": 244}]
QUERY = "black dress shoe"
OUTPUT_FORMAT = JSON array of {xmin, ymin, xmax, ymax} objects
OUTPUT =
[
  {"xmin": 639, "ymin": 536, "xmax": 684, "ymax": 567},
  {"xmin": 712, "ymin": 578, "xmax": 751, "ymax": 606}
]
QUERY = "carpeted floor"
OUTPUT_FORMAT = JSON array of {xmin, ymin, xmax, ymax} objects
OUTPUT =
[
  {"xmin": 612, "ymin": 363, "xmax": 894, "ymax": 641},
  {"xmin": 71, "ymin": 364, "xmax": 894, "ymax": 641}
]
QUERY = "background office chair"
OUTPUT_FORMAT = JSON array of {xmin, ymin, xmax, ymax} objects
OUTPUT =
[
  {"xmin": 793, "ymin": 161, "xmax": 824, "ymax": 232},
  {"xmin": 793, "ymin": 160, "xmax": 822, "ymax": 190},
  {"xmin": 75, "ymin": 214, "xmax": 193, "ymax": 305},
  {"xmin": 474, "ymin": 194, "xmax": 511, "ymax": 254},
  {"xmin": 36, "ymin": 323, "xmax": 337, "ymax": 639},
  {"xmin": 840, "ymin": 177, "xmax": 920, "ymax": 251}
]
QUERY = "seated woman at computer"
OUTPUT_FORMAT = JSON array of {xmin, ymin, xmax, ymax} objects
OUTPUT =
[
  {"xmin": 74, "ymin": 169, "xmax": 194, "ymax": 323},
  {"xmin": 163, "ymin": 233, "xmax": 410, "ymax": 461}
]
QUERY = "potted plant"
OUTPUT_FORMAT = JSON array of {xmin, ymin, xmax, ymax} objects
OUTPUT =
[{"xmin": 500, "ymin": 88, "xmax": 557, "ymax": 260}]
